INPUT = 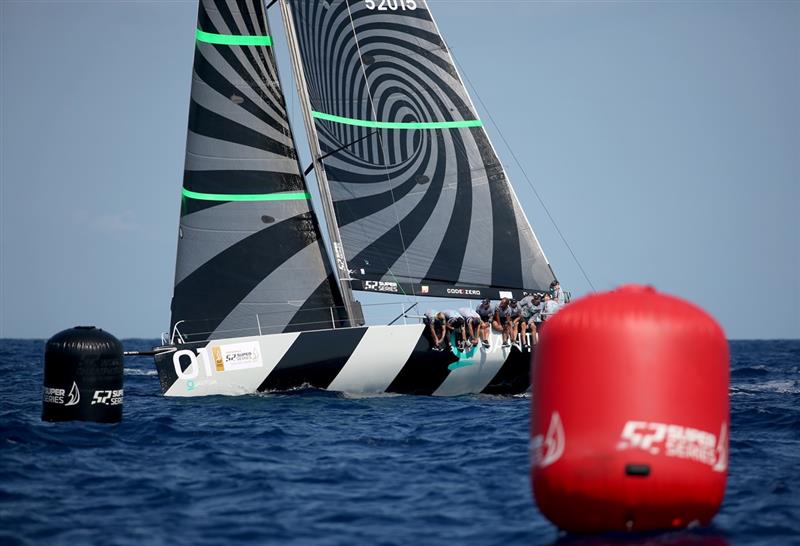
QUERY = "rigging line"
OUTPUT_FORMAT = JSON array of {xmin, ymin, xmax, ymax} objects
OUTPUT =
[
  {"xmin": 304, "ymin": 130, "xmax": 379, "ymax": 175},
  {"xmin": 388, "ymin": 302, "xmax": 418, "ymax": 326},
  {"xmin": 448, "ymin": 49, "xmax": 597, "ymax": 293},
  {"xmin": 345, "ymin": 3, "xmax": 417, "ymax": 300}
]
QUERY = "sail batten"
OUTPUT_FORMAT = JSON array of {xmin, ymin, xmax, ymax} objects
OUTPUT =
[
  {"xmin": 195, "ymin": 29, "xmax": 273, "ymax": 46},
  {"xmin": 282, "ymin": 0, "xmax": 555, "ymax": 301},
  {"xmin": 170, "ymin": 0, "xmax": 347, "ymax": 342},
  {"xmin": 311, "ymin": 111, "xmax": 482, "ymax": 130},
  {"xmin": 181, "ymin": 188, "xmax": 311, "ymax": 202}
]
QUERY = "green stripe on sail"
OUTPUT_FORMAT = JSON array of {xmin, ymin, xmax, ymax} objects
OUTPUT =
[
  {"xmin": 195, "ymin": 29, "xmax": 272, "ymax": 47},
  {"xmin": 182, "ymin": 188, "xmax": 310, "ymax": 202},
  {"xmin": 311, "ymin": 111, "xmax": 482, "ymax": 130}
]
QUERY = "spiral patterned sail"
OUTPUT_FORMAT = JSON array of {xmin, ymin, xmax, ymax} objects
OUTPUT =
[
  {"xmin": 171, "ymin": 0, "xmax": 347, "ymax": 343},
  {"xmin": 282, "ymin": 0, "xmax": 556, "ymax": 300}
]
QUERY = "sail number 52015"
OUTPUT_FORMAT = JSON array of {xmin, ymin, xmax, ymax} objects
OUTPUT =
[{"xmin": 365, "ymin": 0, "xmax": 418, "ymax": 10}]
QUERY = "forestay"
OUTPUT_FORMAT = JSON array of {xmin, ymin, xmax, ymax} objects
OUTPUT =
[
  {"xmin": 171, "ymin": 0, "xmax": 348, "ymax": 343},
  {"xmin": 281, "ymin": 0, "xmax": 556, "ymax": 300}
]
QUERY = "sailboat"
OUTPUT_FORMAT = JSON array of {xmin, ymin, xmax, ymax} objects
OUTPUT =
[{"xmin": 153, "ymin": 0, "xmax": 558, "ymax": 397}]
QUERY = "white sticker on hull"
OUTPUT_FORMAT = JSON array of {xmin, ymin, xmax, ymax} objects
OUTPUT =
[{"xmin": 212, "ymin": 341, "xmax": 262, "ymax": 372}]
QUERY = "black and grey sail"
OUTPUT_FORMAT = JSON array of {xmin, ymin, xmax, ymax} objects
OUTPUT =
[
  {"xmin": 280, "ymin": 0, "xmax": 556, "ymax": 300},
  {"xmin": 171, "ymin": 0, "xmax": 348, "ymax": 343}
]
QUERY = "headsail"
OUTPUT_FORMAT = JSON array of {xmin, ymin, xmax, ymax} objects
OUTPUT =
[
  {"xmin": 280, "ymin": 0, "xmax": 556, "ymax": 301},
  {"xmin": 171, "ymin": 0, "xmax": 347, "ymax": 343}
]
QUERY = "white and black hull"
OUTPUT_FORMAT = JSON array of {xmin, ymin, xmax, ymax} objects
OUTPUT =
[{"xmin": 153, "ymin": 324, "xmax": 530, "ymax": 397}]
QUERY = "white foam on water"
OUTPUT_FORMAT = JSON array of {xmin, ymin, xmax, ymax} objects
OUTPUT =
[
  {"xmin": 341, "ymin": 391, "xmax": 403, "ymax": 399},
  {"xmin": 737, "ymin": 380, "xmax": 799, "ymax": 395},
  {"xmin": 124, "ymin": 368, "xmax": 157, "ymax": 376}
]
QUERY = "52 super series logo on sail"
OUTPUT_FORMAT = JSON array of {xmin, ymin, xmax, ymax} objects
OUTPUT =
[{"xmin": 364, "ymin": 281, "xmax": 399, "ymax": 293}]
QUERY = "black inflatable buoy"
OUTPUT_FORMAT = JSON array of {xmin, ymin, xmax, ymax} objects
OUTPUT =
[{"xmin": 42, "ymin": 326, "xmax": 124, "ymax": 423}]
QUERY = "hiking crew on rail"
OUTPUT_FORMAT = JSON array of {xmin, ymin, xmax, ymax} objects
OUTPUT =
[{"xmin": 423, "ymin": 280, "xmax": 568, "ymax": 352}]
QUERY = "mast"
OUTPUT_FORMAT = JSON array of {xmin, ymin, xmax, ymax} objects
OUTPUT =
[{"xmin": 278, "ymin": 0, "xmax": 363, "ymax": 326}]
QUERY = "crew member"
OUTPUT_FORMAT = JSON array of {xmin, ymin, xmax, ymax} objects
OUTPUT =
[
  {"xmin": 506, "ymin": 299, "xmax": 523, "ymax": 348},
  {"xmin": 493, "ymin": 298, "xmax": 511, "ymax": 347},
  {"xmin": 540, "ymin": 293, "xmax": 560, "ymax": 331},
  {"xmin": 424, "ymin": 310, "xmax": 448, "ymax": 351},
  {"xmin": 520, "ymin": 294, "xmax": 542, "ymax": 349},
  {"xmin": 443, "ymin": 309, "xmax": 466, "ymax": 351},
  {"xmin": 550, "ymin": 280, "xmax": 566, "ymax": 305},
  {"xmin": 458, "ymin": 307, "xmax": 482, "ymax": 348},
  {"xmin": 475, "ymin": 299, "xmax": 494, "ymax": 349}
]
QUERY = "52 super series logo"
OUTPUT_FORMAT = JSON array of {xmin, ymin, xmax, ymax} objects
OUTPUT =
[
  {"xmin": 92, "ymin": 389, "xmax": 123, "ymax": 406},
  {"xmin": 617, "ymin": 420, "xmax": 728, "ymax": 472},
  {"xmin": 364, "ymin": 280, "xmax": 399, "ymax": 293}
]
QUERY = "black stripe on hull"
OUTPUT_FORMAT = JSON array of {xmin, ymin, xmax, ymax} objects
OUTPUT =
[
  {"xmin": 154, "ymin": 349, "xmax": 179, "ymax": 394},
  {"xmin": 481, "ymin": 346, "xmax": 531, "ymax": 395},
  {"xmin": 257, "ymin": 328, "xmax": 368, "ymax": 391},
  {"xmin": 385, "ymin": 334, "xmax": 457, "ymax": 396}
]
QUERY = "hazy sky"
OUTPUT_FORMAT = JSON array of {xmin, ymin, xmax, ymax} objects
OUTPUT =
[{"xmin": 1, "ymin": 0, "xmax": 798, "ymax": 339}]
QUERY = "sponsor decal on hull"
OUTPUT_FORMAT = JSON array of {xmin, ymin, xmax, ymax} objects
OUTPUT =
[{"xmin": 210, "ymin": 341, "xmax": 263, "ymax": 372}]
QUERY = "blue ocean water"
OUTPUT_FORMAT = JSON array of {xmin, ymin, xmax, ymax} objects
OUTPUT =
[{"xmin": 1, "ymin": 339, "xmax": 798, "ymax": 546}]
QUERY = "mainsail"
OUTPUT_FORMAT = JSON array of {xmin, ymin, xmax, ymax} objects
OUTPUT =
[
  {"xmin": 280, "ymin": 0, "xmax": 556, "ymax": 300},
  {"xmin": 171, "ymin": 0, "xmax": 348, "ymax": 342}
]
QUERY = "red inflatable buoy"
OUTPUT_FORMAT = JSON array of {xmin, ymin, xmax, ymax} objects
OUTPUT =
[{"xmin": 530, "ymin": 285, "xmax": 729, "ymax": 533}]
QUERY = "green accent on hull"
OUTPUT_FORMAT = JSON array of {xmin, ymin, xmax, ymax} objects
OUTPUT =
[
  {"xmin": 196, "ymin": 29, "xmax": 272, "ymax": 47},
  {"xmin": 182, "ymin": 188, "xmax": 310, "ymax": 202},
  {"xmin": 447, "ymin": 333, "xmax": 480, "ymax": 369},
  {"xmin": 311, "ymin": 111, "xmax": 483, "ymax": 130},
  {"xmin": 448, "ymin": 361, "xmax": 476, "ymax": 371}
]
